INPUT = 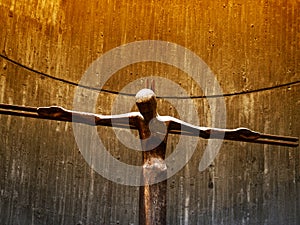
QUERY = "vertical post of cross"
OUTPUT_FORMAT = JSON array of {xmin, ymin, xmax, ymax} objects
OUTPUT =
[
  {"xmin": 138, "ymin": 82, "xmax": 168, "ymax": 225},
  {"xmin": 146, "ymin": 79, "xmax": 156, "ymax": 92}
]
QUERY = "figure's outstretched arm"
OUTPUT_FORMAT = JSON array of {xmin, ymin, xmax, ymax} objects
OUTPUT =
[
  {"xmin": 37, "ymin": 106, "xmax": 140, "ymax": 129},
  {"xmin": 163, "ymin": 116, "xmax": 299, "ymax": 147}
]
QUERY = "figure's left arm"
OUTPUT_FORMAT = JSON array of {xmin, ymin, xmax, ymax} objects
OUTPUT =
[{"xmin": 161, "ymin": 116, "xmax": 299, "ymax": 147}]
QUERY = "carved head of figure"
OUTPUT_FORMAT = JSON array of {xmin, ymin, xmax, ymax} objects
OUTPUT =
[{"xmin": 135, "ymin": 89, "xmax": 158, "ymax": 122}]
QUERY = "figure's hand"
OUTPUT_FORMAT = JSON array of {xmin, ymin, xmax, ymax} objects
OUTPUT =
[
  {"xmin": 37, "ymin": 106, "xmax": 71, "ymax": 120},
  {"xmin": 234, "ymin": 128, "xmax": 260, "ymax": 140},
  {"xmin": 204, "ymin": 127, "xmax": 261, "ymax": 140}
]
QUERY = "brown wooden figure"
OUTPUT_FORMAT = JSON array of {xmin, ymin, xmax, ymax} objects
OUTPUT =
[{"xmin": 0, "ymin": 89, "xmax": 298, "ymax": 225}]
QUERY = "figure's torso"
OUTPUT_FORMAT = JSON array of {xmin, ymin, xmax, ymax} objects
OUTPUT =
[{"xmin": 136, "ymin": 115, "xmax": 170, "ymax": 162}]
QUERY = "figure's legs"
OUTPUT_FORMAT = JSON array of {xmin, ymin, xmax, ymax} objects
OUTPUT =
[{"xmin": 139, "ymin": 158, "xmax": 167, "ymax": 225}]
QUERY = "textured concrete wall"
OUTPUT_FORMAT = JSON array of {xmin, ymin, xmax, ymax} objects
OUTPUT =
[{"xmin": 0, "ymin": 0, "xmax": 299, "ymax": 224}]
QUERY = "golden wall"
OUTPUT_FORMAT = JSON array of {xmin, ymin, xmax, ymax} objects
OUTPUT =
[{"xmin": 0, "ymin": 0, "xmax": 299, "ymax": 224}]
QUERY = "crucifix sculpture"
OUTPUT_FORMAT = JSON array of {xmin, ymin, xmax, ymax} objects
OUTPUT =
[{"xmin": 0, "ymin": 88, "xmax": 298, "ymax": 225}]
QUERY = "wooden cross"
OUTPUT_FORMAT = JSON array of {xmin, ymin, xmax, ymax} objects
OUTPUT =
[{"xmin": 0, "ymin": 89, "xmax": 298, "ymax": 225}]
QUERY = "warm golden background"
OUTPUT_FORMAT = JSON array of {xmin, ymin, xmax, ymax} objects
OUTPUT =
[{"xmin": 0, "ymin": 0, "xmax": 299, "ymax": 224}]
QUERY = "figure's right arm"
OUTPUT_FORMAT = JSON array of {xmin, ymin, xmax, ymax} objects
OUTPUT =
[
  {"xmin": 37, "ymin": 106, "xmax": 140, "ymax": 129},
  {"xmin": 162, "ymin": 116, "xmax": 298, "ymax": 147}
]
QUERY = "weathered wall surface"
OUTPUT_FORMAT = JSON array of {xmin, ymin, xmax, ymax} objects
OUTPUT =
[{"xmin": 0, "ymin": 0, "xmax": 299, "ymax": 224}]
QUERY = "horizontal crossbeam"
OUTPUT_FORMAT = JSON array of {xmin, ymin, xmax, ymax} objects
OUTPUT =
[{"xmin": 0, "ymin": 103, "xmax": 298, "ymax": 147}]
